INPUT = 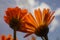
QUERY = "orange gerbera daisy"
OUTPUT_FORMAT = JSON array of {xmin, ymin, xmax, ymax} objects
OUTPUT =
[
  {"xmin": 4, "ymin": 7, "xmax": 28, "ymax": 31},
  {"xmin": 23, "ymin": 8, "xmax": 55, "ymax": 40},
  {"xmin": 1, "ymin": 34, "xmax": 18, "ymax": 40},
  {"xmin": 31, "ymin": 36, "xmax": 36, "ymax": 40},
  {"xmin": 27, "ymin": 36, "xmax": 36, "ymax": 40},
  {"xmin": 4, "ymin": 7, "xmax": 30, "ymax": 40}
]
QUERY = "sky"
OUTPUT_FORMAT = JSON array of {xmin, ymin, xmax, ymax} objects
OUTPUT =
[{"xmin": 0, "ymin": 0, "xmax": 60, "ymax": 40}]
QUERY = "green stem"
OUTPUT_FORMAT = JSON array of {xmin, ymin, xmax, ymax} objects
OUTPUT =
[{"xmin": 14, "ymin": 27, "xmax": 16, "ymax": 40}]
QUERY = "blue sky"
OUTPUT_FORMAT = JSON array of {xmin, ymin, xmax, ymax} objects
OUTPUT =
[{"xmin": 0, "ymin": 0, "xmax": 60, "ymax": 40}]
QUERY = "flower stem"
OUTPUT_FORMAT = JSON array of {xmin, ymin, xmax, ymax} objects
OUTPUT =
[{"xmin": 14, "ymin": 27, "xmax": 16, "ymax": 40}]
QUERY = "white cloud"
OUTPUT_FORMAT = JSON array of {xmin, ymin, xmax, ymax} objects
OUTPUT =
[
  {"xmin": 40, "ymin": 2, "xmax": 51, "ymax": 11},
  {"xmin": 27, "ymin": 0, "xmax": 35, "ymax": 6},
  {"xmin": 54, "ymin": 8, "xmax": 60, "ymax": 16},
  {"xmin": 49, "ymin": 8, "xmax": 60, "ymax": 32},
  {"xmin": 15, "ymin": 0, "xmax": 30, "ymax": 12},
  {"xmin": 15, "ymin": 0, "xmax": 37, "ymax": 7},
  {"xmin": 33, "ymin": 2, "xmax": 51, "ymax": 11},
  {"xmin": 49, "ymin": 19, "xmax": 59, "ymax": 32},
  {"xmin": 15, "ymin": 0, "xmax": 29, "ymax": 8},
  {"xmin": 15, "ymin": 0, "xmax": 38, "ymax": 12},
  {"xmin": 31, "ymin": 2, "xmax": 51, "ymax": 17}
]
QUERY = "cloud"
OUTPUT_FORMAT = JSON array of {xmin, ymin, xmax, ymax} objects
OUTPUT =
[
  {"xmin": 54, "ymin": 8, "xmax": 60, "ymax": 16},
  {"xmin": 39, "ymin": 2, "xmax": 51, "ymax": 11},
  {"xmin": 31, "ymin": 2, "xmax": 51, "ymax": 15},
  {"xmin": 15, "ymin": 0, "xmax": 36, "ymax": 7},
  {"xmin": 27, "ymin": 0, "xmax": 36, "ymax": 6},
  {"xmin": 49, "ymin": 8, "xmax": 60, "ymax": 32},
  {"xmin": 15, "ymin": 0, "xmax": 31, "ymax": 8},
  {"xmin": 15, "ymin": 0, "xmax": 30, "ymax": 12},
  {"xmin": 49, "ymin": 19, "xmax": 59, "ymax": 32},
  {"xmin": 33, "ymin": 2, "xmax": 51, "ymax": 11},
  {"xmin": 15, "ymin": 0, "xmax": 38, "ymax": 12}
]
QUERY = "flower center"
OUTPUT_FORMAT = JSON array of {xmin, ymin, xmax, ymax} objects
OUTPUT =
[
  {"xmin": 9, "ymin": 18, "xmax": 21, "ymax": 30},
  {"xmin": 35, "ymin": 24, "xmax": 49, "ymax": 37}
]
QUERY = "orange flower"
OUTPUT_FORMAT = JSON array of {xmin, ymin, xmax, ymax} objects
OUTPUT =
[
  {"xmin": 4, "ymin": 7, "xmax": 32, "ymax": 40},
  {"xmin": 4, "ymin": 7, "xmax": 29, "ymax": 32},
  {"xmin": 0, "ymin": 34, "xmax": 18, "ymax": 40},
  {"xmin": 27, "ymin": 36, "xmax": 36, "ymax": 40},
  {"xmin": 23, "ymin": 8, "xmax": 55, "ymax": 40},
  {"xmin": 31, "ymin": 36, "xmax": 36, "ymax": 40}
]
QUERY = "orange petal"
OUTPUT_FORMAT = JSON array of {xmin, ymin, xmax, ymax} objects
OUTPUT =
[
  {"xmin": 43, "ymin": 9, "xmax": 49, "ymax": 15},
  {"xmin": 22, "ymin": 13, "xmax": 37, "ymax": 28},
  {"xmin": 5, "ymin": 11, "xmax": 10, "ymax": 16},
  {"xmin": 18, "ymin": 25, "xmax": 34, "ymax": 33},
  {"xmin": 48, "ymin": 16, "xmax": 55, "ymax": 25},
  {"xmin": 21, "ymin": 9, "xmax": 28, "ymax": 18},
  {"xmin": 5, "ymin": 11, "xmax": 12, "ymax": 17},
  {"xmin": 20, "ymin": 28, "xmax": 34, "ymax": 33},
  {"xmin": 14, "ymin": 7, "xmax": 21, "ymax": 18},
  {"xmin": 24, "ymin": 33, "xmax": 33, "ymax": 38},
  {"xmin": 43, "ymin": 9, "xmax": 49, "ymax": 21},
  {"xmin": 4, "ymin": 16, "xmax": 10, "ymax": 24},
  {"xmin": 24, "ymin": 22, "xmax": 36, "ymax": 30},
  {"xmin": 1, "ymin": 35, "xmax": 6, "ymax": 40},
  {"xmin": 21, "ymin": 9, "xmax": 28, "ymax": 14},
  {"xmin": 43, "ymin": 9, "xmax": 47, "ymax": 19},
  {"xmin": 44, "ymin": 12, "xmax": 50, "ymax": 23},
  {"xmin": 5, "ymin": 11, "xmax": 13, "ymax": 20},
  {"xmin": 6, "ymin": 8, "xmax": 14, "ymax": 17},
  {"xmin": 48, "ymin": 11, "xmax": 55, "ymax": 21},
  {"xmin": 31, "ymin": 36, "xmax": 36, "ymax": 40},
  {"xmin": 7, "ymin": 34, "xmax": 12, "ymax": 40},
  {"xmin": 17, "ymin": 11, "xmax": 20, "ymax": 19},
  {"xmin": 34, "ymin": 9, "xmax": 42, "ymax": 25},
  {"xmin": 37, "ymin": 8, "xmax": 42, "ymax": 23},
  {"xmin": 11, "ymin": 9, "xmax": 16, "ymax": 18},
  {"xmin": 28, "ymin": 13, "xmax": 38, "ymax": 27}
]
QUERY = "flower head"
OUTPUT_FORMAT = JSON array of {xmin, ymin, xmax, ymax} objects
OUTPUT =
[
  {"xmin": 27, "ymin": 36, "xmax": 36, "ymax": 40},
  {"xmin": 31, "ymin": 36, "xmax": 36, "ymax": 40},
  {"xmin": 23, "ymin": 8, "xmax": 55, "ymax": 39},
  {"xmin": 0, "ymin": 34, "xmax": 18, "ymax": 40},
  {"xmin": 4, "ymin": 7, "xmax": 29, "ymax": 32}
]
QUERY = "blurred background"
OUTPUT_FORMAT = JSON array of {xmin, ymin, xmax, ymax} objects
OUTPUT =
[{"xmin": 0, "ymin": 0, "xmax": 60, "ymax": 40}]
